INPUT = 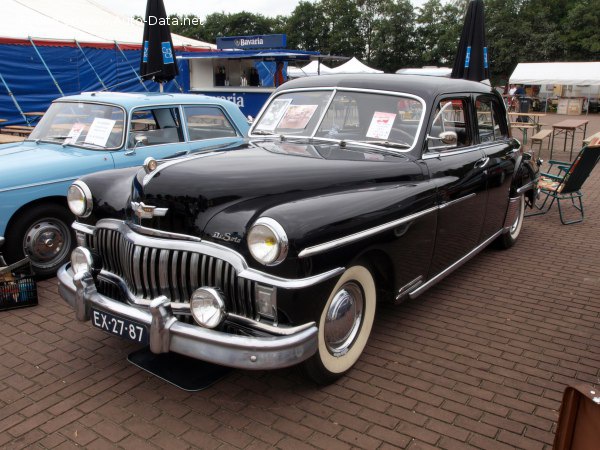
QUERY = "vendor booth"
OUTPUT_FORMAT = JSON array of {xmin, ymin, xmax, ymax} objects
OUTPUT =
[
  {"xmin": 509, "ymin": 62, "xmax": 600, "ymax": 114},
  {"xmin": 181, "ymin": 35, "xmax": 345, "ymax": 117}
]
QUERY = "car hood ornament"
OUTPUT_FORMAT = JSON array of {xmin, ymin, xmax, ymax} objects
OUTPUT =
[{"xmin": 131, "ymin": 202, "xmax": 168, "ymax": 220}]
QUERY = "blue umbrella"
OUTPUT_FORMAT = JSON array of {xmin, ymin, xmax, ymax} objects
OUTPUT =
[{"xmin": 451, "ymin": 0, "xmax": 489, "ymax": 82}]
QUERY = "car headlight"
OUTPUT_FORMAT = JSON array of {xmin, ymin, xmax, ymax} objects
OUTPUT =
[
  {"xmin": 247, "ymin": 217, "xmax": 288, "ymax": 266},
  {"xmin": 190, "ymin": 288, "xmax": 226, "ymax": 329},
  {"xmin": 67, "ymin": 181, "xmax": 93, "ymax": 217}
]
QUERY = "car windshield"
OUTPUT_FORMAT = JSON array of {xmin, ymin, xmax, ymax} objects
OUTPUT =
[
  {"xmin": 28, "ymin": 102, "xmax": 125, "ymax": 149},
  {"xmin": 252, "ymin": 89, "xmax": 425, "ymax": 150}
]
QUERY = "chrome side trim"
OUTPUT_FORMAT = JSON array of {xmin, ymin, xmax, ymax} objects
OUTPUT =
[
  {"xmin": 408, "ymin": 228, "xmax": 503, "ymax": 300},
  {"xmin": 142, "ymin": 152, "xmax": 216, "ymax": 186},
  {"xmin": 298, "ymin": 205, "xmax": 439, "ymax": 258},
  {"xmin": 516, "ymin": 180, "xmax": 535, "ymax": 195},
  {"xmin": 439, "ymin": 193, "xmax": 477, "ymax": 210},
  {"xmin": 91, "ymin": 219, "xmax": 343, "ymax": 289},
  {"xmin": 128, "ymin": 222, "xmax": 203, "ymax": 243}
]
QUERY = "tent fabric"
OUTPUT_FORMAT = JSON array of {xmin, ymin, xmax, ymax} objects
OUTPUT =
[
  {"xmin": 0, "ymin": 44, "xmax": 195, "ymax": 126},
  {"xmin": 1, "ymin": 0, "xmax": 214, "ymax": 50},
  {"xmin": 330, "ymin": 57, "xmax": 383, "ymax": 74},
  {"xmin": 288, "ymin": 61, "xmax": 333, "ymax": 78},
  {"xmin": 509, "ymin": 62, "xmax": 600, "ymax": 85},
  {"xmin": 396, "ymin": 67, "xmax": 451, "ymax": 77}
]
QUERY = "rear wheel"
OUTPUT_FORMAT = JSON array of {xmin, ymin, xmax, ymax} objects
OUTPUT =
[
  {"xmin": 497, "ymin": 193, "xmax": 525, "ymax": 249},
  {"xmin": 4, "ymin": 204, "xmax": 74, "ymax": 278},
  {"xmin": 303, "ymin": 265, "xmax": 376, "ymax": 384}
]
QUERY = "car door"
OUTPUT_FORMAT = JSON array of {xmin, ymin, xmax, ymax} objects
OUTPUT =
[
  {"xmin": 474, "ymin": 94, "xmax": 518, "ymax": 240},
  {"xmin": 424, "ymin": 96, "xmax": 488, "ymax": 277},
  {"xmin": 182, "ymin": 105, "xmax": 245, "ymax": 152},
  {"xmin": 111, "ymin": 105, "xmax": 191, "ymax": 168}
]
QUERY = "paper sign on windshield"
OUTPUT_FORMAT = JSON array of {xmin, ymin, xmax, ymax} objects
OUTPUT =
[
  {"xmin": 366, "ymin": 112, "xmax": 397, "ymax": 140},
  {"xmin": 63, "ymin": 123, "xmax": 85, "ymax": 145},
  {"xmin": 278, "ymin": 105, "xmax": 318, "ymax": 129},
  {"xmin": 258, "ymin": 98, "xmax": 292, "ymax": 131},
  {"xmin": 85, "ymin": 118, "xmax": 116, "ymax": 147}
]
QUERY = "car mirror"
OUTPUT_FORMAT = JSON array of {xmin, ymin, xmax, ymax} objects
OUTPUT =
[
  {"xmin": 247, "ymin": 115, "xmax": 254, "ymax": 125},
  {"xmin": 134, "ymin": 135, "xmax": 149, "ymax": 147},
  {"xmin": 439, "ymin": 131, "xmax": 458, "ymax": 146},
  {"xmin": 427, "ymin": 131, "xmax": 458, "ymax": 146},
  {"xmin": 125, "ymin": 135, "xmax": 149, "ymax": 156}
]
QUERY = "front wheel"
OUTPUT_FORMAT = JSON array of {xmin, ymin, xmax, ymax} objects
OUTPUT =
[
  {"xmin": 303, "ymin": 265, "xmax": 376, "ymax": 384},
  {"xmin": 4, "ymin": 204, "xmax": 75, "ymax": 278},
  {"xmin": 496, "ymin": 193, "xmax": 525, "ymax": 249}
]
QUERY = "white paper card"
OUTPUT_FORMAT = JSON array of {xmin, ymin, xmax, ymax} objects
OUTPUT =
[
  {"xmin": 63, "ymin": 123, "xmax": 85, "ymax": 145},
  {"xmin": 259, "ymin": 98, "xmax": 292, "ymax": 131},
  {"xmin": 85, "ymin": 118, "xmax": 116, "ymax": 147},
  {"xmin": 366, "ymin": 112, "xmax": 397, "ymax": 139}
]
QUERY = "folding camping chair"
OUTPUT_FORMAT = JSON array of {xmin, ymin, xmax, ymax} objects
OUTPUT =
[{"xmin": 527, "ymin": 141, "xmax": 600, "ymax": 224}]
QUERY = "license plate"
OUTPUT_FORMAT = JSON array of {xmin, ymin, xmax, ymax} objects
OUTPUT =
[{"xmin": 91, "ymin": 309, "xmax": 148, "ymax": 345}]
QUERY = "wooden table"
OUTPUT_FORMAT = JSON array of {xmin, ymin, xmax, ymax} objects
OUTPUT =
[
  {"xmin": 0, "ymin": 134, "xmax": 25, "ymax": 144},
  {"xmin": 510, "ymin": 122, "xmax": 537, "ymax": 144},
  {"xmin": 24, "ymin": 111, "xmax": 45, "ymax": 125},
  {"xmin": 550, "ymin": 119, "xmax": 589, "ymax": 160},
  {"xmin": 508, "ymin": 112, "xmax": 546, "ymax": 132}
]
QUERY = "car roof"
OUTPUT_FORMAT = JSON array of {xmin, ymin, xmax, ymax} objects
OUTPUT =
[
  {"xmin": 54, "ymin": 92, "xmax": 239, "ymax": 110},
  {"xmin": 277, "ymin": 74, "xmax": 496, "ymax": 99}
]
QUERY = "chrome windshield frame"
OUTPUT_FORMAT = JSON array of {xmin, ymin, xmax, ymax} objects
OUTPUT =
[{"xmin": 248, "ymin": 87, "xmax": 427, "ymax": 153}]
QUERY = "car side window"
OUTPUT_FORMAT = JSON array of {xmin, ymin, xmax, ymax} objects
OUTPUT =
[
  {"xmin": 184, "ymin": 106, "xmax": 238, "ymax": 141},
  {"xmin": 428, "ymin": 98, "xmax": 471, "ymax": 151},
  {"xmin": 476, "ymin": 96, "xmax": 508, "ymax": 143},
  {"xmin": 129, "ymin": 107, "xmax": 184, "ymax": 147}
]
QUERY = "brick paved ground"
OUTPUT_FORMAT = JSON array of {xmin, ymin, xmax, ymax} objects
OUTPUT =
[{"xmin": 1, "ymin": 113, "xmax": 599, "ymax": 449}]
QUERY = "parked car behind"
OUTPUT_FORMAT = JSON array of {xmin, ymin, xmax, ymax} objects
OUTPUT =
[
  {"xmin": 59, "ymin": 75, "xmax": 537, "ymax": 383},
  {"xmin": 0, "ymin": 92, "xmax": 249, "ymax": 276}
]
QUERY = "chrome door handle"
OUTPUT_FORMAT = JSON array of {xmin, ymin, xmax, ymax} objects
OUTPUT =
[{"xmin": 475, "ymin": 157, "xmax": 490, "ymax": 168}]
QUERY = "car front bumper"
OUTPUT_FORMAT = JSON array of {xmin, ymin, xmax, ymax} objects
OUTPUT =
[{"xmin": 58, "ymin": 264, "xmax": 319, "ymax": 370}]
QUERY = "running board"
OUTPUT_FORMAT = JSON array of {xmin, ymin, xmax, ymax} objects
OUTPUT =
[{"xmin": 408, "ymin": 229, "xmax": 503, "ymax": 300}]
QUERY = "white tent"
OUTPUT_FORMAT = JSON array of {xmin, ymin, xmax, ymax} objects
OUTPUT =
[
  {"xmin": 396, "ymin": 67, "xmax": 451, "ymax": 77},
  {"xmin": 509, "ymin": 62, "xmax": 600, "ymax": 85},
  {"xmin": 330, "ymin": 57, "xmax": 383, "ymax": 74},
  {"xmin": 1, "ymin": 0, "xmax": 213, "ymax": 49},
  {"xmin": 287, "ymin": 61, "xmax": 333, "ymax": 78}
]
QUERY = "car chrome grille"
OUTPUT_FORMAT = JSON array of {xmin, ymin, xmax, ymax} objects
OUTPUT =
[{"xmin": 90, "ymin": 227, "xmax": 256, "ymax": 319}]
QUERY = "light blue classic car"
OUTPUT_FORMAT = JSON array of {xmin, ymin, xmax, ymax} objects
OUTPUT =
[{"xmin": 0, "ymin": 92, "xmax": 249, "ymax": 276}]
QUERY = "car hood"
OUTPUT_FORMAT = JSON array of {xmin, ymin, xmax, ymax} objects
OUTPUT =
[
  {"xmin": 0, "ymin": 141, "xmax": 114, "ymax": 191},
  {"xmin": 135, "ymin": 140, "xmax": 416, "ymax": 238}
]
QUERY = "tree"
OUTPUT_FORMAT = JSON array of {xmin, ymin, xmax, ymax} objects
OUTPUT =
[
  {"xmin": 320, "ymin": 0, "xmax": 366, "ymax": 57},
  {"xmin": 370, "ymin": 0, "xmax": 417, "ymax": 72},
  {"xmin": 285, "ymin": 1, "xmax": 327, "ymax": 51},
  {"xmin": 415, "ymin": 0, "xmax": 464, "ymax": 67}
]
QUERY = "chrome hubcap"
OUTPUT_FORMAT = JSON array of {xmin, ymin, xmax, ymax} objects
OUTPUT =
[
  {"xmin": 23, "ymin": 220, "xmax": 70, "ymax": 268},
  {"xmin": 324, "ymin": 282, "xmax": 364, "ymax": 356}
]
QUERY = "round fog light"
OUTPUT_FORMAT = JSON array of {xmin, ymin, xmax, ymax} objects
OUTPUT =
[
  {"xmin": 71, "ymin": 247, "xmax": 93, "ymax": 275},
  {"xmin": 190, "ymin": 288, "xmax": 226, "ymax": 329}
]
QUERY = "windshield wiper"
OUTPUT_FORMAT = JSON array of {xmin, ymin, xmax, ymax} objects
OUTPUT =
[
  {"xmin": 252, "ymin": 130, "xmax": 275, "ymax": 135},
  {"xmin": 358, "ymin": 140, "xmax": 411, "ymax": 149}
]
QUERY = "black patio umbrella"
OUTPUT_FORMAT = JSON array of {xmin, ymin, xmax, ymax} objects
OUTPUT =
[
  {"xmin": 451, "ymin": 0, "xmax": 489, "ymax": 82},
  {"xmin": 140, "ymin": 0, "xmax": 179, "ymax": 85}
]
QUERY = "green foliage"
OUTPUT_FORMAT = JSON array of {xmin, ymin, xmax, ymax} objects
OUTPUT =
[{"xmin": 163, "ymin": 0, "xmax": 600, "ymax": 81}]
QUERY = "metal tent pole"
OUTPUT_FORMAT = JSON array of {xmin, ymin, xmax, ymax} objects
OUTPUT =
[
  {"xmin": 114, "ymin": 41, "xmax": 149, "ymax": 92},
  {"xmin": 75, "ymin": 41, "xmax": 107, "ymax": 90},
  {"xmin": 0, "ymin": 71, "xmax": 31, "ymax": 125},
  {"xmin": 28, "ymin": 37, "xmax": 64, "ymax": 96}
]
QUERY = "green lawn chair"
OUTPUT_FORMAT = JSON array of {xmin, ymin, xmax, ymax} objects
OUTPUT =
[{"xmin": 527, "ymin": 141, "xmax": 600, "ymax": 224}]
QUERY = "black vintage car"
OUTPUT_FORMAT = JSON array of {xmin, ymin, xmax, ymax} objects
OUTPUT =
[{"xmin": 59, "ymin": 75, "xmax": 537, "ymax": 383}]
